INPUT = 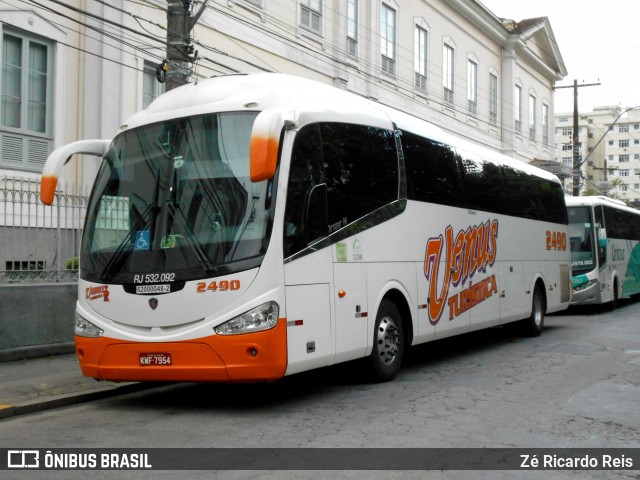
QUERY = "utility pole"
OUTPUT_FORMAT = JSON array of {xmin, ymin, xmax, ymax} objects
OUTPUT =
[
  {"xmin": 163, "ymin": 1, "xmax": 208, "ymax": 91},
  {"xmin": 554, "ymin": 79, "xmax": 600, "ymax": 196}
]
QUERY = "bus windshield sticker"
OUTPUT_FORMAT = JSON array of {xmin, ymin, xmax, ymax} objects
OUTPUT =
[
  {"xmin": 161, "ymin": 235, "xmax": 176, "ymax": 249},
  {"xmin": 336, "ymin": 242, "xmax": 347, "ymax": 262},
  {"xmin": 134, "ymin": 230, "xmax": 150, "ymax": 251}
]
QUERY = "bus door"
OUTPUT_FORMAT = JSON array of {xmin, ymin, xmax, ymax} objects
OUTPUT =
[
  {"xmin": 282, "ymin": 125, "xmax": 335, "ymax": 375},
  {"xmin": 333, "ymin": 241, "xmax": 368, "ymax": 363},
  {"xmin": 284, "ymin": 250, "xmax": 334, "ymax": 375},
  {"xmin": 594, "ymin": 205, "xmax": 610, "ymax": 300}
]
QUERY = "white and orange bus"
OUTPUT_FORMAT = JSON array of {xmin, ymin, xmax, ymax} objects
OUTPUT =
[{"xmin": 41, "ymin": 73, "xmax": 571, "ymax": 383}]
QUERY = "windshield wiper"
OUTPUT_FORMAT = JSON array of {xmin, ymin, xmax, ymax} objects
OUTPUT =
[
  {"xmin": 99, "ymin": 174, "xmax": 161, "ymax": 282},
  {"xmin": 165, "ymin": 201, "xmax": 216, "ymax": 274}
]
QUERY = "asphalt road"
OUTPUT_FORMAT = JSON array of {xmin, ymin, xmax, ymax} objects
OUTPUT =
[{"xmin": 1, "ymin": 300, "xmax": 639, "ymax": 480}]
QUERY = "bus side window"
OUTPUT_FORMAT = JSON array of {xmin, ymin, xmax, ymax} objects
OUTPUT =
[
  {"xmin": 400, "ymin": 129, "xmax": 465, "ymax": 208},
  {"xmin": 319, "ymin": 122, "xmax": 398, "ymax": 229},
  {"xmin": 284, "ymin": 124, "xmax": 327, "ymax": 258}
]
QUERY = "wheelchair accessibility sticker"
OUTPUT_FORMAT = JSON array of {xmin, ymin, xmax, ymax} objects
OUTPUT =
[{"xmin": 134, "ymin": 230, "xmax": 150, "ymax": 251}]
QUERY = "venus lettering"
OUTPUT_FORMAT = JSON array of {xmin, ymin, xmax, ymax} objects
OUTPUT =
[{"xmin": 424, "ymin": 219, "xmax": 499, "ymax": 324}]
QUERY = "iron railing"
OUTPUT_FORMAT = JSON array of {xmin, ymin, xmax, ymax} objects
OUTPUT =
[{"xmin": 0, "ymin": 176, "xmax": 89, "ymax": 284}]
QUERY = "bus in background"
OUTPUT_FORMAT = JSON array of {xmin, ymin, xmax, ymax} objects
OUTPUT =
[
  {"xmin": 40, "ymin": 73, "xmax": 571, "ymax": 383},
  {"xmin": 566, "ymin": 195, "xmax": 640, "ymax": 308}
]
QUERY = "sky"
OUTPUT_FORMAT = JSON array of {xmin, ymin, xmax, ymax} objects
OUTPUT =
[{"xmin": 479, "ymin": 0, "xmax": 640, "ymax": 113}]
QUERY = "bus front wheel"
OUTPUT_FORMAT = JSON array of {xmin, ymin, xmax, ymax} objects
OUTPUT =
[{"xmin": 368, "ymin": 299, "xmax": 405, "ymax": 382}]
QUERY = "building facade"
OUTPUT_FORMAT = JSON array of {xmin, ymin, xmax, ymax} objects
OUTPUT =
[
  {"xmin": 1, "ymin": 0, "xmax": 567, "ymax": 186},
  {"xmin": 555, "ymin": 107, "xmax": 640, "ymax": 205},
  {"xmin": 0, "ymin": 0, "xmax": 569, "ymax": 281}
]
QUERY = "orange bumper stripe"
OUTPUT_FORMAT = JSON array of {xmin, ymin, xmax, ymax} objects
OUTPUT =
[{"xmin": 75, "ymin": 319, "xmax": 287, "ymax": 382}]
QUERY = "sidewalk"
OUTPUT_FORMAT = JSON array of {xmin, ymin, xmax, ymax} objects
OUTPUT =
[{"xmin": 0, "ymin": 353, "xmax": 147, "ymax": 420}]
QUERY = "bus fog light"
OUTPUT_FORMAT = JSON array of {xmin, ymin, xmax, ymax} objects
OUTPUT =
[
  {"xmin": 214, "ymin": 302, "xmax": 279, "ymax": 335},
  {"xmin": 75, "ymin": 313, "xmax": 104, "ymax": 338}
]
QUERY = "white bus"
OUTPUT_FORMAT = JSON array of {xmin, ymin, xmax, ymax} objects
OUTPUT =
[
  {"xmin": 41, "ymin": 73, "xmax": 571, "ymax": 383},
  {"xmin": 566, "ymin": 195, "xmax": 640, "ymax": 308}
]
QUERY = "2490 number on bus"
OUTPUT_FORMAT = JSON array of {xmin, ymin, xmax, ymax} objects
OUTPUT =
[{"xmin": 546, "ymin": 230, "xmax": 567, "ymax": 251}]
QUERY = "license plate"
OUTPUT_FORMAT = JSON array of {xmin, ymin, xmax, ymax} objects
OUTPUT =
[
  {"xmin": 136, "ymin": 284, "xmax": 170, "ymax": 294},
  {"xmin": 139, "ymin": 352, "xmax": 172, "ymax": 366}
]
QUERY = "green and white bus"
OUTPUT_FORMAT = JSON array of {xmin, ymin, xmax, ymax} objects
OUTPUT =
[{"xmin": 567, "ymin": 195, "xmax": 640, "ymax": 308}]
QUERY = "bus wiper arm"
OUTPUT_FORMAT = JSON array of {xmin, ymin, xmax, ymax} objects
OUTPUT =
[{"xmin": 166, "ymin": 202, "xmax": 216, "ymax": 274}]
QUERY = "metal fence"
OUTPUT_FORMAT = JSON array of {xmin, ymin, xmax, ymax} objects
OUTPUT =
[{"xmin": 0, "ymin": 176, "xmax": 89, "ymax": 284}]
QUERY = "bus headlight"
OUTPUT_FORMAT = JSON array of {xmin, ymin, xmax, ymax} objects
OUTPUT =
[
  {"xmin": 573, "ymin": 279, "xmax": 598, "ymax": 293},
  {"xmin": 214, "ymin": 302, "xmax": 279, "ymax": 335},
  {"xmin": 75, "ymin": 313, "xmax": 104, "ymax": 338}
]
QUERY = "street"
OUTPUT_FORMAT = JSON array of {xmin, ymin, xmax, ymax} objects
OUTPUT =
[{"xmin": 1, "ymin": 301, "xmax": 639, "ymax": 480}]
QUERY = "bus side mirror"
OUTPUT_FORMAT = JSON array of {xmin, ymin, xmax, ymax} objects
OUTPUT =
[
  {"xmin": 250, "ymin": 108, "xmax": 294, "ymax": 183},
  {"xmin": 598, "ymin": 228, "xmax": 608, "ymax": 248},
  {"xmin": 40, "ymin": 139, "xmax": 110, "ymax": 205}
]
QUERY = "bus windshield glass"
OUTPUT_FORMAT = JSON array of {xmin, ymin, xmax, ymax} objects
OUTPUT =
[
  {"xmin": 567, "ymin": 206, "xmax": 596, "ymax": 275},
  {"xmin": 80, "ymin": 111, "xmax": 272, "ymax": 283}
]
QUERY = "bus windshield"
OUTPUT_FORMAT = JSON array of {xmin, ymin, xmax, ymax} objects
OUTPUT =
[
  {"xmin": 567, "ymin": 206, "xmax": 596, "ymax": 275},
  {"xmin": 80, "ymin": 111, "xmax": 273, "ymax": 283}
]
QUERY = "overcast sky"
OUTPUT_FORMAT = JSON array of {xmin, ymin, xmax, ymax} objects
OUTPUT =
[{"xmin": 479, "ymin": 0, "xmax": 640, "ymax": 113}]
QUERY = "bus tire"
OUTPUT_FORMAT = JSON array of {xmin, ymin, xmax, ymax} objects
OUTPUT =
[
  {"xmin": 368, "ymin": 299, "xmax": 404, "ymax": 382},
  {"xmin": 605, "ymin": 279, "xmax": 619, "ymax": 311},
  {"xmin": 519, "ymin": 286, "xmax": 545, "ymax": 337}
]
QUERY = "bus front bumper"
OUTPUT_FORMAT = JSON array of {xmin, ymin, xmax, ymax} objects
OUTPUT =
[
  {"xmin": 74, "ymin": 319, "xmax": 287, "ymax": 383},
  {"xmin": 571, "ymin": 278, "xmax": 600, "ymax": 305}
]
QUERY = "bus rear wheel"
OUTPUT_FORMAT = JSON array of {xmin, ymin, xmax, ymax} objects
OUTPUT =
[
  {"xmin": 518, "ymin": 286, "xmax": 545, "ymax": 337},
  {"xmin": 368, "ymin": 299, "xmax": 405, "ymax": 382}
]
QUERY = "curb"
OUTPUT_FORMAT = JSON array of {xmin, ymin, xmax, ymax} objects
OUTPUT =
[{"xmin": 0, "ymin": 383, "xmax": 156, "ymax": 421}]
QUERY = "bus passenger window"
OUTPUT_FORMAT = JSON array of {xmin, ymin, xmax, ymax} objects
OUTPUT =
[
  {"xmin": 284, "ymin": 124, "xmax": 327, "ymax": 258},
  {"xmin": 319, "ymin": 123, "xmax": 398, "ymax": 230}
]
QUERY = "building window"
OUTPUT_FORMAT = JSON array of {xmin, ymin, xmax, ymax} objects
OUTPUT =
[
  {"xmin": 635, "ymin": 139, "xmax": 639, "ymax": 145},
  {"xmin": 558, "ymin": 116, "xmax": 569, "ymax": 122},
  {"xmin": 467, "ymin": 60, "xmax": 477, "ymax": 116},
  {"xmin": 619, "ymin": 169, "xmax": 629, "ymax": 177},
  {"xmin": 636, "ymin": 154, "xmax": 640, "ymax": 160},
  {"xmin": 562, "ymin": 128, "xmax": 572, "ymax": 136},
  {"xmin": 529, "ymin": 95, "xmax": 536, "ymax": 140},
  {"xmin": 619, "ymin": 124, "xmax": 629, "ymax": 133},
  {"xmin": 514, "ymin": 85, "xmax": 522, "ymax": 133},
  {"xmin": 300, "ymin": 0, "xmax": 322, "ymax": 35},
  {"xmin": 609, "ymin": 155, "xmax": 615, "ymax": 161},
  {"xmin": 346, "ymin": 0, "xmax": 358, "ymax": 57},
  {"xmin": 619, "ymin": 139, "xmax": 629, "ymax": 148},
  {"xmin": 562, "ymin": 157, "xmax": 572, "ymax": 165},
  {"xmin": 608, "ymin": 140, "xmax": 614, "ymax": 146},
  {"xmin": 414, "ymin": 25, "xmax": 427, "ymax": 92},
  {"xmin": 562, "ymin": 143, "xmax": 572, "ymax": 151},
  {"xmin": 380, "ymin": 3, "xmax": 396, "ymax": 76},
  {"xmin": 1, "ymin": 29, "xmax": 53, "ymax": 171},
  {"xmin": 443, "ymin": 44, "xmax": 454, "ymax": 104},
  {"xmin": 542, "ymin": 104, "xmax": 549, "ymax": 145},
  {"xmin": 634, "ymin": 169, "xmax": 640, "ymax": 175},
  {"xmin": 619, "ymin": 154, "xmax": 629, "ymax": 163},
  {"xmin": 489, "ymin": 73, "xmax": 498, "ymax": 126},
  {"xmin": 142, "ymin": 60, "xmax": 165, "ymax": 109}
]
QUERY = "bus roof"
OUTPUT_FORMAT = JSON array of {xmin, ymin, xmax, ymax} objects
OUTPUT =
[
  {"xmin": 564, "ymin": 195, "xmax": 640, "ymax": 213},
  {"xmin": 122, "ymin": 72, "xmax": 561, "ymax": 185}
]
